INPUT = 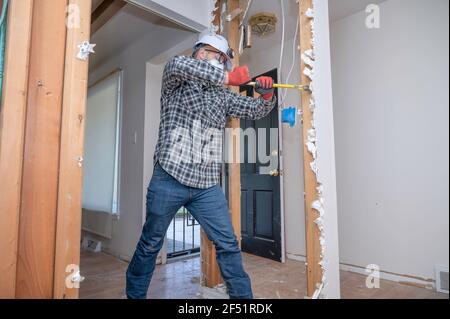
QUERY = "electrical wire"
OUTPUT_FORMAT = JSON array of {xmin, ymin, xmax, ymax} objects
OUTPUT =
[
  {"xmin": 280, "ymin": 15, "xmax": 300, "ymax": 107},
  {"xmin": 278, "ymin": 0, "xmax": 286, "ymax": 105},
  {"xmin": 239, "ymin": 0, "xmax": 254, "ymax": 28}
]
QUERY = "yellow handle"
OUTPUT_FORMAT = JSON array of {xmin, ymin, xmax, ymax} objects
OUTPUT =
[{"xmin": 247, "ymin": 82, "xmax": 308, "ymax": 91}]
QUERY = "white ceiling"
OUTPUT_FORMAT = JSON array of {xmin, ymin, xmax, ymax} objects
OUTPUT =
[{"xmin": 89, "ymin": 3, "xmax": 190, "ymax": 68}]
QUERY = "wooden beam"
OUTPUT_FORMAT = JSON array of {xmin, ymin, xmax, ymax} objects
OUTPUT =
[
  {"xmin": 200, "ymin": 0, "xmax": 242, "ymax": 289},
  {"xmin": 53, "ymin": 0, "xmax": 92, "ymax": 299},
  {"xmin": 91, "ymin": 0, "xmax": 126, "ymax": 35},
  {"xmin": 15, "ymin": 0, "xmax": 68, "ymax": 298},
  {"xmin": 227, "ymin": 0, "xmax": 242, "ymax": 246},
  {"xmin": 0, "ymin": 0, "xmax": 34, "ymax": 298},
  {"xmin": 299, "ymin": 0, "xmax": 323, "ymax": 297}
]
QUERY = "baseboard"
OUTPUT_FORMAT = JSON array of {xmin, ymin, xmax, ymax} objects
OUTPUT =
[
  {"xmin": 286, "ymin": 253, "xmax": 435, "ymax": 290},
  {"xmin": 339, "ymin": 263, "xmax": 435, "ymax": 290},
  {"xmin": 286, "ymin": 253, "xmax": 306, "ymax": 262}
]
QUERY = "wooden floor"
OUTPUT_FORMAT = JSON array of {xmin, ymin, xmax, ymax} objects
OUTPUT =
[{"xmin": 79, "ymin": 250, "xmax": 448, "ymax": 299}]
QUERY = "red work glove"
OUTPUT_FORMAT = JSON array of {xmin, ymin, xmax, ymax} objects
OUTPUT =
[
  {"xmin": 226, "ymin": 66, "xmax": 251, "ymax": 86},
  {"xmin": 255, "ymin": 76, "xmax": 274, "ymax": 100}
]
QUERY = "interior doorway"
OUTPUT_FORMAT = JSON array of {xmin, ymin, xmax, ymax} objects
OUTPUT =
[{"xmin": 225, "ymin": 69, "xmax": 282, "ymax": 262}]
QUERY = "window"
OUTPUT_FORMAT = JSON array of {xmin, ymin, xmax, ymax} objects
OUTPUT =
[{"xmin": 82, "ymin": 70, "xmax": 122, "ymax": 214}]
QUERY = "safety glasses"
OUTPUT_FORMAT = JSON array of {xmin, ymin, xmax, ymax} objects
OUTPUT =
[{"xmin": 203, "ymin": 48, "xmax": 228, "ymax": 64}]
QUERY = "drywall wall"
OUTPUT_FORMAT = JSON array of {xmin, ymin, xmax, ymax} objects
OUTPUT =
[
  {"xmin": 86, "ymin": 13, "xmax": 196, "ymax": 261},
  {"xmin": 309, "ymin": 0, "xmax": 341, "ymax": 298},
  {"xmin": 330, "ymin": 0, "xmax": 449, "ymax": 280}
]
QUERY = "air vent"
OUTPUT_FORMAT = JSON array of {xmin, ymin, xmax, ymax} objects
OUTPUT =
[
  {"xmin": 82, "ymin": 236, "xmax": 102, "ymax": 253},
  {"xmin": 435, "ymin": 265, "xmax": 449, "ymax": 294}
]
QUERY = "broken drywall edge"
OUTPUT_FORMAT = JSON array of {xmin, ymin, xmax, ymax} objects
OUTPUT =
[
  {"xmin": 303, "ymin": 48, "xmax": 315, "ymax": 60},
  {"xmin": 316, "ymin": 183, "xmax": 323, "ymax": 195},
  {"xmin": 310, "ymin": 160, "xmax": 318, "ymax": 176},
  {"xmin": 304, "ymin": 4, "xmax": 328, "ymax": 299},
  {"xmin": 209, "ymin": 0, "xmax": 219, "ymax": 33},
  {"xmin": 303, "ymin": 66, "xmax": 314, "ymax": 80},
  {"xmin": 309, "ymin": 96, "xmax": 316, "ymax": 113},
  {"xmin": 301, "ymin": 52, "xmax": 315, "ymax": 69},
  {"xmin": 307, "ymin": 128, "xmax": 317, "ymax": 143},
  {"xmin": 306, "ymin": 141, "xmax": 317, "ymax": 160},
  {"xmin": 311, "ymin": 198, "xmax": 324, "ymax": 218}
]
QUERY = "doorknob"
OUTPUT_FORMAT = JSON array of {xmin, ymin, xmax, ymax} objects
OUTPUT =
[{"xmin": 269, "ymin": 169, "xmax": 280, "ymax": 177}]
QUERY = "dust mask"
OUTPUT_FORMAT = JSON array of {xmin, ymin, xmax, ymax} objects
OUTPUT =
[{"xmin": 207, "ymin": 58, "xmax": 224, "ymax": 71}]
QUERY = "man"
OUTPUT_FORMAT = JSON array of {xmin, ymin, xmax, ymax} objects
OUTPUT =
[{"xmin": 126, "ymin": 33, "xmax": 276, "ymax": 299}]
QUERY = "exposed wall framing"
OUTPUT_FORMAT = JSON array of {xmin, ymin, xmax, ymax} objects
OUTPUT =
[
  {"xmin": 299, "ymin": 0, "xmax": 341, "ymax": 299},
  {"xmin": 15, "ymin": 0, "xmax": 69, "ymax": 298},
  {"xmin": 299, "ymin": 0, "xmax": 324, "ymax": 297},
  {"xmin": 54, "ymin": 0, "xmax": 92, "ymax": 299},
  {"xmin": 0, "ymin": 0, "xmax": 92, "ymax": 298}
]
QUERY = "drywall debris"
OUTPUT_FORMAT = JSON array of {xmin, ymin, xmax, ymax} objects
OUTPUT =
[
  {"xmin": 303, "ymin": 66, "xmax": 314, "ymax": 80},
  {"xmin": 309, "ymin": 98, "xmax": 316, "ymax": 113},
  {"xmin": 312, "ymin": 198, "xmax": 324, "ymax": 218},
  {"xmin": 77, "ymin": 41, "xmax": 96, "ymax": 61},
  {"xmin": 301, "ymin": 49, "xmax": 315, "ymax": 69},
  {"xmin": 210, "ymin": 1, "xmax": 220, "ymax": 33},
  {"xmin": 306, "ymin": 141, "xmax": 317, "ymax": 160},
  {"xmin": 303, "ymin": 2, "xmax": 327, "ymax": 299},
  {"xmin": 317, "ymin": 183, "xmax": 323, "ymax": 196},
  {"xmin": 310, "ymin": 160, "xmax": 318, "ymax": 176},
  {"xmin": 307, "ymin": 128, "xmax": 316, "ymax": 143},
  {"xmin": 303, "ymin": 49, "xmax": 315, "ymax": 60}
]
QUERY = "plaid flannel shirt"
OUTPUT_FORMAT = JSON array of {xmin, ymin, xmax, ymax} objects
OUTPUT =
[{"xmin": 153, "ymin": 55, "xmax": 277, "ymax": 189}]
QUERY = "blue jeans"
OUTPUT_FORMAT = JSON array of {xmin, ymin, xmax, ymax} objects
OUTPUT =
[{"xmin": 126, "ymin": 163, "xmax": 253, "ymax": 299}]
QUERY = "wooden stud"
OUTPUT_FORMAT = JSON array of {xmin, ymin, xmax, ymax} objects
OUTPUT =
[
  {"xmin": 227, "ymin": 0, "xmax": 242, "ymax": 247},
  {"xmin": 299, "ymin": 0, "xmax": 323, "ymax": 297},
  {"xmin": 201, "ymin": 0, "xmax": 224, "ymax": 288},
  {"xmin": 15, "ymin": 0, "xmax": 68, "ymax": 298},
  {"xmin": 200, "ymin": 0, "xmax": 242, "ymax": 289},
  {"xmin": 0, "ymin": 0, "xmax": 34, "ymax": 298},
  {"xmin": 53, "ymin": 0, "xmax": 92, "ymax": 299}
]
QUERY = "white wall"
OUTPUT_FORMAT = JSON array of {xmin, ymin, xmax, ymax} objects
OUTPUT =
[
  {"xmin": 87, "ymin": 19, "xmax": 196, "ymax": 261},
  {"xmin": 312, "ymin": 0, "xmax": 341, "ymax": 298},
  {"xmin": 330, "ymin": 0, "xmax": 449, "ymax": 280}
]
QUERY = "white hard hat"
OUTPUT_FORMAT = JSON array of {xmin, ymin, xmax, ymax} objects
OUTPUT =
[{"xmin": 195, "ymin": 33, "xmax": 234, "ymax": 71}]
